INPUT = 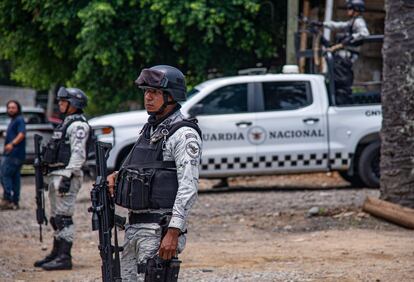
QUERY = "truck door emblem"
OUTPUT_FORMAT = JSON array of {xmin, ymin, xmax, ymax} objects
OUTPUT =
[{"xmin": 247, "ymin": 126, "xmax": 267, "ymax": 145}]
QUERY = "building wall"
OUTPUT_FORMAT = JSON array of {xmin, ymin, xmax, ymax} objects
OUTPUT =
[{"xmin": 0, "ymin": 86, "xmax": 36, "ymax": 107}]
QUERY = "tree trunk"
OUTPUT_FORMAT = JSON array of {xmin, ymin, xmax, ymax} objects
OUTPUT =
[{"xmin": 380, "ymin": 0, "xmax": 414, "ymax": 208}]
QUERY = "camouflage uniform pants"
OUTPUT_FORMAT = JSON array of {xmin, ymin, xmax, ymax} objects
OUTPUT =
[
  {"xmin": 47, "ymin": 171, "xmax": 83, "ymax": 242},
  {"xmin": 121, "ymin": 223, "xmax": 186, "ymax": 282}
]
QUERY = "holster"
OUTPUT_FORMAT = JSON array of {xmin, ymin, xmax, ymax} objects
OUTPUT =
[{"xmin": 140, "ymin": 256, "xmax": 181, "ymax": 282}]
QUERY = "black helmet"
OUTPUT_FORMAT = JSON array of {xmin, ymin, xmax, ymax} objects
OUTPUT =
[
  {"xmin": 135, "ymin": 65, "xmax": 187, "ymax": 102},
  {"xmin": 57, "ymin": 87, "xmax": 88, "ymax": 109},
  {"xmin": 346, "ymin": 0, "xmax": 365, "ymax": 12}
]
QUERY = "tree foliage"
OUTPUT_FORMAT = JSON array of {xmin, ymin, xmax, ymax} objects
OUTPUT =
[{"xmin": 0, "ymin": 0, "xmax": 285, "ymax": 115}]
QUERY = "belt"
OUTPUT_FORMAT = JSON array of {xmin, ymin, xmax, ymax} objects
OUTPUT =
[{"xmin": 129, "ymin": 212, "xmax": 171, "ymax": 225}]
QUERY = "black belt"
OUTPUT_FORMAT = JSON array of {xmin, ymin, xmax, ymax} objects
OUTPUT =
[{"xmin": 129, "ymin": 212, "xmax": 171, "ymax": 225}]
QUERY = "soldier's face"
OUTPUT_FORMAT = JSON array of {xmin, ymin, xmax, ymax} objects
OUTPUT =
[
  {"xmin": 144, "ymin": 88, "xmax": 166, "ymax": 113},
  {"xmin": 58, "ymin": 99, "xmax": 70, "ymax": 113},
  {"xmin": 347, "ymin": 9, "xmax": 354, "ymax": 17}
]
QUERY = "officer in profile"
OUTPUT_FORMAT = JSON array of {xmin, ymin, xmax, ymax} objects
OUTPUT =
[
  {"xmin": 107, "ymin": 65, "xmax": 202, "ymax": 281},
  {"xmin": 322, "ymin": 0, "xmax": 369, "ymax": 104},
  {"xmin": 323, "ymin": 0, "xmax": 369, "ymax": 59},
  {"xmin": 34, "ymin": 87, "xmax": 90, "ymax": 270}
]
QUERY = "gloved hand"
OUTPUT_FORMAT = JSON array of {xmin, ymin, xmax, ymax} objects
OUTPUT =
[
  {"xmin": 341, "ymin": 35, "xmax": 354, "ymax": 45},
  {"xmin": 310, "ymin": 20, "xmax": 323, "ymax": 27},
  {"xmin": 58, "ymin": 175, "xmax": 72, "ymax": 194}
]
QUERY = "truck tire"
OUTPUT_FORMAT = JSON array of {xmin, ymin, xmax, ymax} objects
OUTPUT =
[
  {"xmin": 338, "ymin": 171, "xmax": 364, "ymax": 187},
  {"xmin": 358, "ymin": 142, "xmax": 380, "ymax": 188}
]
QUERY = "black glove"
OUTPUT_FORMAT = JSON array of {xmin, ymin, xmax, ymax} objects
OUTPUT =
[
  {"xmin": 310, "ymin": 20, "xmax": 323, "ymax": 27},
  {"xmin": 341, "ymin": 35, "xmax": 354, "ymax": 45},
  {"xmin": 58, "ymin": 176, "xmax": 72, "ymax": 194}
]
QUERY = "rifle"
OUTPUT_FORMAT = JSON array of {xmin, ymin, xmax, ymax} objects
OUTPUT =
[
  {"xmin": 34, "ymin": 134, "xmax": 48, "ymax": 242},
  {"xmin": 89, "ymin": 141, "xmax": 124, "ymax": 282}
]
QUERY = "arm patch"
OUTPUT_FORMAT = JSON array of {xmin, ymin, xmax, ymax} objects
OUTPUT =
[{"xmin": 185, "ymin": 141, "xmax": 201, "ymax": 159}]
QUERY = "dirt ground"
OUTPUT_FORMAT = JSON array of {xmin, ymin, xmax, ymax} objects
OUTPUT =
[{"xmin": 0, "ymin": 173, "xmax": 413, "ymax": 282}]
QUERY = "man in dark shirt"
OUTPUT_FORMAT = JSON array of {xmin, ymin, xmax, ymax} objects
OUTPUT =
[{"xmin": 0, "ymin": 100, "xmax": 26, "ymax": 210}]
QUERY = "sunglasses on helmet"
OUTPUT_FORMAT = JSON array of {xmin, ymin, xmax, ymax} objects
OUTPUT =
[{"xmin": 135, "ymin": 69, "xmax": 169, "ymax": 89}]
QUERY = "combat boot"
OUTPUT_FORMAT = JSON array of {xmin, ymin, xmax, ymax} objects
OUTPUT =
[
  {"xmin": 34, "ymin": 238, "xmax": 60, "ymax": 267},
  {"xmin": 42, "ymin": 239, "xmax": 73, "ymax": 271}
]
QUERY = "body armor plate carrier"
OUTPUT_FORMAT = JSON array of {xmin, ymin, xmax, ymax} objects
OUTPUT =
[
  {"xmin": 43, "ymin": 115, "xmax": 91, "ymax": 168},
  {"xmin": 115, "ymin": 119, "xmax": 201, "ymax": 210}
]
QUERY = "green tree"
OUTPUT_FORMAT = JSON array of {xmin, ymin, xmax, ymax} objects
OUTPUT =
[{"xmin": 0, "ymin": 0, "xmax": 285, "ymax": 115}]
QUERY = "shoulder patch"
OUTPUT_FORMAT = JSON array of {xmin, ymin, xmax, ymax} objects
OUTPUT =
[
  {"xmin": 185, "ymin": 141, "xmax": 201, "ymax": 159},
  {"xmin": 75, "ymin": 126, "xmax": 86, "ymax": 139}
]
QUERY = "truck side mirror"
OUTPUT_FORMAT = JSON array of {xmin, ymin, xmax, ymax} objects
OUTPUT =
[{"xmin": 188, "ymin": 104, "xmax": 203, "ymax": 117}]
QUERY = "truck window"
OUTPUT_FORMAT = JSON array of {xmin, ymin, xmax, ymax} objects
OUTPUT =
[
  {"xmin": 262, "ymin": 81, "xmax": 312, "ymax": 111},
  {"xmin": 197, "ymin": 83, "xmax": 248, "ymax": 115}
]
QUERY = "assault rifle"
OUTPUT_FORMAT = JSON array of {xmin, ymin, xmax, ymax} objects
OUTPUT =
[
  {"xmin": 89, "ymin": 141, "xmax": 124, "ymax": 282},
  {"xmin": 34, "ymin": 134, "xmax": 48, "ymax": 242}
]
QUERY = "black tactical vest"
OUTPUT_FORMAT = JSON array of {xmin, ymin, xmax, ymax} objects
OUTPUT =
[
  {"xmin": 43, "ymin": 114, "xmax": 90, "ymax": 168},
  {"xmin": 115, "ymin": 119, "xmax": 201, "ymax": 210}
]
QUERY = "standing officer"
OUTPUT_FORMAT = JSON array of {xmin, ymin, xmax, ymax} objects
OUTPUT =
[
  {"xmin": 34, "ymin": 87, "xmax": 90, "ymax": 271},
  {"xmin": 322, "ymin": 0, "xmax": 369, "ymax": 104},
  {"xmin": 107, "ymin": 65, "xmax": 202, "ymax": 281},
  {"xmin": 324, "ymin": 0, "xmax": 370, "ymax": 58}
]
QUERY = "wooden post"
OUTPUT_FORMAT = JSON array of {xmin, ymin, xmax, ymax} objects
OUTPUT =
[
  {"xmin": 46, "ymin": 84, "xmax": 55, "ymax": 118},
  {"xmin": 286, "ymin": 0, "xmax": 299, "ymax": 65},
  {"xmin": 362, "ymin": 196, "xmax": 414, "ymax": 229},
  {"xmin": 299, "ymin": 0, "xmax": 310, "ymax": 73}
]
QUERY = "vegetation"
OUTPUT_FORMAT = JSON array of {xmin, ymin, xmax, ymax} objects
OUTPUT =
[{"xmin": 0, "ymin": 0, "xmax": 286, "ymax": 115}]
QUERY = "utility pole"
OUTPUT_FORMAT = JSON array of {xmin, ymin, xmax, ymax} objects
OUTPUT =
[{"xmin": 286, "ymin": 0, "xmax": 299, "ymax": 65}]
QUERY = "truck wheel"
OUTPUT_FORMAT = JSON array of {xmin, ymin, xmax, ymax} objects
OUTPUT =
[
  {"xmin": 358, "ymin": 142, "xmax": 380, "ymax": 188},
  {"xmin": 338, "ymin": 171, "xmax": 364, "ymax": 187}
]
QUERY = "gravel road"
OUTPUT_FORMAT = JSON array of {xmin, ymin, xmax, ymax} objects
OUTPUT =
[{"xmin": 0, "ymin": 173, "xmax": 413, "ymax": 281}]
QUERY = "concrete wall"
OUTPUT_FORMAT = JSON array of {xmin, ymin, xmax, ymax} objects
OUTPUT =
[{"xmin": 0, "ymin": 85, "xmax": 36, "ymax": 107}]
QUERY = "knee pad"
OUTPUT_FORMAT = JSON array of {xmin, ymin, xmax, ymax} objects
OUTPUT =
[{"xmin": 54, "ymin": 215, "xmax": 74, "ymax": 231}]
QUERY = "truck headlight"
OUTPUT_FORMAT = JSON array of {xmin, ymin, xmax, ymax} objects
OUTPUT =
[{"xmin": 92, "ymin": 126, "xmax": 115, "ymax": 145}]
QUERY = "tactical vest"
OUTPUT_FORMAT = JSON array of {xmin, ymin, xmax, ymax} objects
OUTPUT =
[
  {"xmin": 115, "ymin": 119, "xmax": 201, "ymax": 210},
  {"xmin": 43, "ymin": 115, "xmax": 91, "ymax": 168}
]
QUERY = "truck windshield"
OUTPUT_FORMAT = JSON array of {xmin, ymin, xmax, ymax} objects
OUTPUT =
[{"xmin": 187, "ymin": 88, "xmax": 199, "ymax": 99}]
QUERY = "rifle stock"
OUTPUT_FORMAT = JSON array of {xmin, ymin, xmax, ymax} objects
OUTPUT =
[
  {"xmin": 89, "ymin": 141, "xmax": 123, "ymax": 282},
  {"xmin": 34, "ymin": 134, "xmax": 47, "ymax": 242}
]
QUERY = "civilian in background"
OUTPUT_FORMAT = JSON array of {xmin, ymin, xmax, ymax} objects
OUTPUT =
[{"xmin": 0, "ymin": 100, "xmax": 26, "ymax": 210}]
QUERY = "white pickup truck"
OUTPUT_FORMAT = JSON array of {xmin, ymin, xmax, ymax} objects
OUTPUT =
[{"xmin": 89, "ymin": 70, "xmax": 381, "ymax": 188}]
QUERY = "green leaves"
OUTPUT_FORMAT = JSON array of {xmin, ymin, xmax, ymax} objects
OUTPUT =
[{"xmin": 0, "ymin": 0, "xmax": 285, "ymax": 115}]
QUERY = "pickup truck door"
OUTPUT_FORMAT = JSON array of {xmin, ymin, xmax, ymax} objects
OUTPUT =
[
  {"xmin": 254, "ymin": 80, "xmax": 329, "ymax": 173},
  {"xmin": 186, "ymin": 82, "xmax": 257, "ymax": 178}
]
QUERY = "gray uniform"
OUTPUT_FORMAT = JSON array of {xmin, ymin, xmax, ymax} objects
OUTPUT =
[
  {"xmin": 47, "ymin": 114, "xmax": 90, "ymax": 242},
  {"xmin": 324, "ymin": 16, "xmax": 369, "ymax": 61},
  {"xmin": 120, "ymin": 110, "xmax": 202, "ymax": 282}
]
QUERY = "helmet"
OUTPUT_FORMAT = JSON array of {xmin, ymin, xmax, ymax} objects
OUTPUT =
[
  {"xmin": 135, "ymin": 65, "xmax": 187, "ymax": 101},
  {"xmin": 57, "ymin": 87, "xmax": 88, "ymax": 109},
  {"xmin": 346, "ymin": 0, "xmax": 365, "ymax": 12}
]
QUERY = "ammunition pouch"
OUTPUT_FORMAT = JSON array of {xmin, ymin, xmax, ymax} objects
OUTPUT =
[
  {"xmin": 43, "ymin": 139, "xmax": 71, "ymax": 167},
  {"xmin": 115, "ymin": 163, "xmax": 178, "ymax": 210},
  {"xmin": 138, "ymin": 256, "xmax": 181, "ymax": 282},
  {"xmin": 43, "ymin": 115, "xmax": 90, "ymax": 168},
  {"xmin": 54, "ymin": 215, "xmax": 73, "ymax": 231}
]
